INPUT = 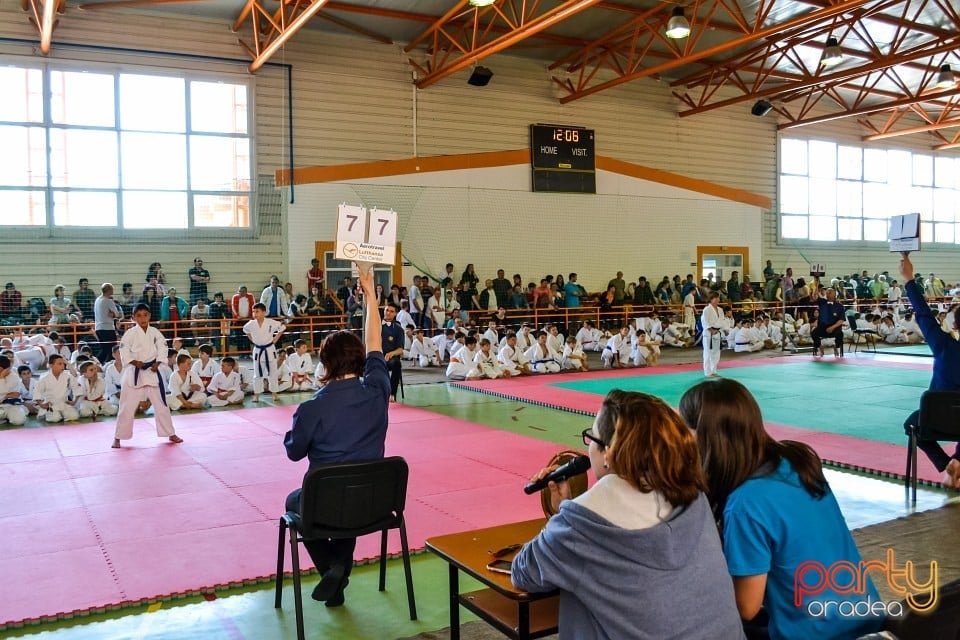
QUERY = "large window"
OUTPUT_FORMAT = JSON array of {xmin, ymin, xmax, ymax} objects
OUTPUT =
[
  {"xmin": 0, "ymin": 61, "xmax": 252, "ymax": 230},
  {"xmin": 779, "ymin": 137, "xmax": 960, "ymax": 244}
]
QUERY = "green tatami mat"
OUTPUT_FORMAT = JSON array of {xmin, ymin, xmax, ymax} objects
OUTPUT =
[
  {"xmin": 552, "ymin": 361, "xmax": 931, "ymax": 445},
  {"xmin": 402, "ymin": 383, "xmax": 590, "ymax": 449},
  {"xmin": 872, "ymin": 343, "xmax": 933, "ymax": 357}
]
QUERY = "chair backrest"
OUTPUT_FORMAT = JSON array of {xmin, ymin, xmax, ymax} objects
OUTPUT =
[
  {"xmin": 299, "ymin": 456, "xmax": 408, "ymax": 539},
  {"xmin": 919, "ymin": 390, "xmax": 960, "ymax": 441}
]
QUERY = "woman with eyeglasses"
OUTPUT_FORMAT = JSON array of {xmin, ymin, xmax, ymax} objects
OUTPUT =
[
  {"xmin": 678, "ymin": 379, "xmax": 884, "ymax": 640},
  {"xmin": 511, "ymin": 390, "xmax": 744, "ymax": 640}
]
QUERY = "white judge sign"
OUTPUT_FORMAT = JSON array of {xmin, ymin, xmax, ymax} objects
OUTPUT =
[
  {"xmin": 335, "ymin": 204, "xmax": 398, "ymax": 265},
  {"xmin": 889, "ymin": 212, "xmax": 920, "ymax": 253}
]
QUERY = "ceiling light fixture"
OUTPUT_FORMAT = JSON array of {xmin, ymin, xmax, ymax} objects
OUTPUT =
[
  {"xmin": 820, "ymin": 37, "xmax": 843, "ymax": 67},
  {"xmin": 665, "ymin": 7, "xmax": 691, "ymax": 39},
  {"xmin": 469, "ymin": 0, "xmax": 496, "ymax": 7},
  {"xmin": 935, "ymin": 63, "xmax": 957, "ymax": 89}
]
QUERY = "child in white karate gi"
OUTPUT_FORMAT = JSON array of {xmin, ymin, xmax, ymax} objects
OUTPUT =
[
  {"xmin": 103, "ymin": 345, "xmax": 124, "ymax": 407},
  {"xmin": 561, "ymin": 335, "xmax": 588, "ymax": 371},
  {"xmin": 474, "ymin": 338, "xmax": 505, "ymax": 378},
  {"xmin": 446, "ymin": 337, "xmax": 480, "ymax": 379},
  {"xmin": 17, "ymin": 365, "xmax": 38, "ymax": 416},
  {"xmin": 191, "ymin": 343, "xmax": 219, "ymax": 390},
  {"xmin": 77, "ymin": 361, "xmax": 118, "ymax": 418},
  {"xmin": 601, "ymin": 327, "xmax": 633, "ymax": 369},
  {"xmin": 207, "ymin": 357, "xmax": 245, "ymax": 407},
  {"xmin": 36, "ymin": 354, "xmax": 80, "ymax": 423},
  {"xmin": 410, "ymin": 330, "xmax": 441, "ymax": 367},
  {"xmin": 274, "ymin": 349, "xmax": 294, "ymax": 394},
  {"xmin": 525, "ymin": 332, "xmax": 561, "ymax": 374},
  {"xmin": 0, "ymin": 356, "xmax": 28, "ymax": 426},
  {"xmin": 168, "ymin": 354, "xmax": 208, "ymax": 411},
  {"xmin": 498, "ymin": 332, "xmax": 532, "ymax": 376},
  {"xmin": 113, "ymin": 304, "xmax": 182, "ymax": 448},
  {"xmin": 286, "ymin": 339, "xmax": 314, "ymax": 391},
  {"xmin": 243, "ymin": 302, "xmax": 285, "ymax": 402}
]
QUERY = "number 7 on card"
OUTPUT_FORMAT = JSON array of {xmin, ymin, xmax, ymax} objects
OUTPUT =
[{"xmin": 335, "ymin": 204, "xmax": 398, "ymax": 266}]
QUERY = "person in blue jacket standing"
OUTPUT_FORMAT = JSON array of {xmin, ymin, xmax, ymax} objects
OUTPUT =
[{"xmin": 900, "ymin": 252, "xmax": 960, "ymax": 488}]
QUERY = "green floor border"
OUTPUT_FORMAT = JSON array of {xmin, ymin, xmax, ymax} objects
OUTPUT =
[
  {"xmin": 448, "ymin": 381, "xmax": 945, "ymax": 492},
  {"xmin": 0, "ymin": 547, "xmax": 432, "ymax": 634}
]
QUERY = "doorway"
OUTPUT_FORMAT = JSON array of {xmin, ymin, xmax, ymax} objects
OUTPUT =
[{"xmin": 697, "ymin": 246, "xmax": 749, "ymax": 287}]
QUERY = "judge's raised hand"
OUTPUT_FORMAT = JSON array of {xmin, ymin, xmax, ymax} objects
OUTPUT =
[
  {"xmin": 355, "ymin": 262, "xmax": 375, "ymax": 297},
  {"xmin": 900, "ymin": 251, "xmax": 913, "ymax": 282}
]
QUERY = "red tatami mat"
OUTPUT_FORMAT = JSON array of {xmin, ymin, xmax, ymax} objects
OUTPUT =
[
  {"xmin": 0, "ymin": 404, "xmax": 559, "ymax": 628},
  {"xmin": 451, "ymin": 357, "xmax": 943, "ymax": 486}
]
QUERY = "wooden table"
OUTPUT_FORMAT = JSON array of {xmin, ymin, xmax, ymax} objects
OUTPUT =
[{"xmin": 426, "ymin": 519, "xmax": 559, "ymax": 640}]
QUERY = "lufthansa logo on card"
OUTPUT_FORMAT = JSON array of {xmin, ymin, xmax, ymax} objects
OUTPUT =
[{"xmin": 342, "ymin": 243, "xmax": 359, "ymax": 258}]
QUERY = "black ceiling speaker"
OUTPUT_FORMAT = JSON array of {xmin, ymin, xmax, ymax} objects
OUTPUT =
[
  {"xmin": 751, "ymin": 99, "xmax": 773, "ymax": 116},
  {"xmin": 467, "ymin": 66, "xmax": 493, "ymax": 86}
]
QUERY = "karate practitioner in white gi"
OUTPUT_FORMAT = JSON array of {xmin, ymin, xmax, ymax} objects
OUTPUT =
[
  {"xmin": 243, "ymin": 302, "xmax": 285, "ymax": 402},
  {"xmin": 701, "ymin": 292, "xmax": 724, "ymax": 378},
  {"xmin": 112, "ymin": 303, "xmax": 182, "ymax": 448},
  {"xmin": 77, "ymin": 361, "xmax": 119, "ymax": 418},
  {"xmin": 0, "ymin": 355, "xmax": 28, "ymax": 426}
]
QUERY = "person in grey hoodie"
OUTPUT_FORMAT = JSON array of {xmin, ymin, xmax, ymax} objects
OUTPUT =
[{"xmin": 511, "ymin": 390, "xmax": 745, "ymax": 640}]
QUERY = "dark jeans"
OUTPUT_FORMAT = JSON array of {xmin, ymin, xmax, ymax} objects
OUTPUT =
[
  {"xmin": 386, "ymin": 356, "xmax": 402, "ymax": 398},
  {"xmin": 285, "ymin": 488, "xmax": 356, "ymax": 576},
  {"xmin": 95, "ymin": 329, "xmax": 117, "ymax": 364},
  {"xmin": 811, "ymin": 324, "xmax": 843, "ymax": 349},
  {"xmin": 904, "ymin": 409, "xmax": 960, "ymax": 472}
]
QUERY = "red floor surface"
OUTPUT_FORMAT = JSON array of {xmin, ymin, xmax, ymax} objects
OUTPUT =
[
  {"xmin": 0, "ymin": 405, "xmax": 559, "ymax": 628},
  {"xmin": 452, "ymin": 356, "xmax": 942, "ymax": 485}
]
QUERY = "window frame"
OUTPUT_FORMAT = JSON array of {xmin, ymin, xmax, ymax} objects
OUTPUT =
[
  {"xmin": 777, "ymin": 133, "xmax": 960, "ymax": 247},
  {"xmin": 0, "ymin": 56, "xmax": 257, "ymax": 240}
]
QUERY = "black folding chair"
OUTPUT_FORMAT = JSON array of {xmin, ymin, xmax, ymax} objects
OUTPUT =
[
  {"xmin": 851, "ymin": 315, "xmax": 878, "ymax": 354},
  {"xmin": 905, "ymin": 390, "xmax": 960, "ymax": 505},
  {"xmin": 275, "ymin": 456, "xmax": 417, "ymax": 640}
]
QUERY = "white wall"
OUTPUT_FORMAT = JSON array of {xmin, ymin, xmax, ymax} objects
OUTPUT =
[{"xmin": 286, "ymin": 165, "xmax": 762, "ymax": 292}]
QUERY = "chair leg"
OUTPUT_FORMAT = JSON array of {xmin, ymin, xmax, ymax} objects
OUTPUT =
[
  {"xmin": 905, "ymin": 429, "xmax": 913, "ymax": 497},
  {"xmin": 275, "ymin": 519, "xmax": 287, "ymax": 608},
  {"xmin": 379, "ymin": 529, "xmax": 388, "ymax": 592},
  {"xmin": 911, "ymin": 432, "xmax": 919, "ymax": 507},
  {"xmin": 290, "ymin": 528, "xmax": 305, "ymax": 640},
  {"xmin": 399, "ymin": 517, "xmax": 417, "ymax": 620}
]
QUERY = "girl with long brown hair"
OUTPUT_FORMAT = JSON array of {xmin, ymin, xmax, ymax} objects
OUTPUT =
[
  {"xmin": 511, "ymin": 390, "xmax": 743, "ymax": 639},
  {"xmin": 679, "ymin": 379, "xmax": 884, "ymax": 640}
]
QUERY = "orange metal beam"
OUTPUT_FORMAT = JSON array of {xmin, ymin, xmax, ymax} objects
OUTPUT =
[
  {"xmin": 79, "ymin": 0, "xmax": 204, "ymax": 8},
  {"xmin": 559, "ymin": 0, "xmax": 874, "ymax": 103},
  {"xmin": 863, "ymin": 116, "xmax": 960, "ymax": 141},
  {"xmin": 232, "ymin": 0, "xmax": 255, "ymax": 32},
  {"xmin": 779, "ymin": 86, "xmax": 960, "ymax": 129},
  {"xmin": 247, "ymin": 0, "xmax": 330, "ymax": 72},
  {"xmin": 320, "ymin": 1, "xmax": 593, "ymax": 48},
  {"xmin": 685, "ymin": 34, "xmax": 960, "ymax": 117},
  {"xmin": 415, "ymin": 0, "xmax": 604, "ymax": 90},
  {"xmin": 39, "ymin": 0, "xmax": 56, "ymax": 53},
  {"xmin": 318, "ymin": 12, "xmax": 393, "ymax": 45},
  {"xmin": 404, "ymin": 0, "xmax": 470, "ymax": 53}
]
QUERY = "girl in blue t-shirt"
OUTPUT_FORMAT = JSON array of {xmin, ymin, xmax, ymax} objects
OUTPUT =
[{"xmin": 679, "ymin": 379, "xmax": 885, "ymax": 640}]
